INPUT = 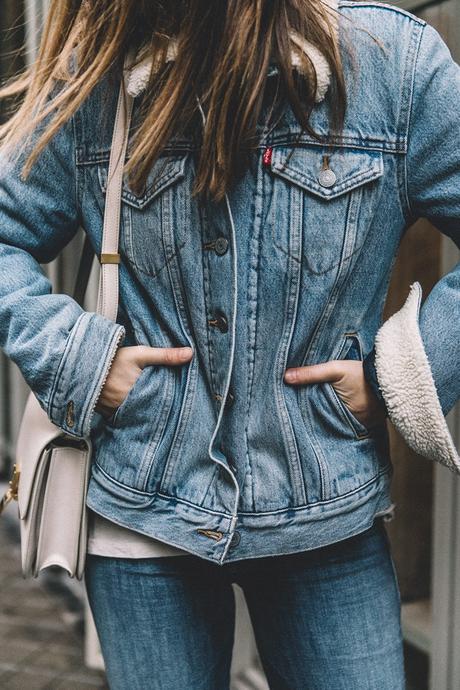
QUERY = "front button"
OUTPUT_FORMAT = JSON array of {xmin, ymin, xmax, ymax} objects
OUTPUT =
[
  {"xmin": 214, "ymin": 237, "xmax": 229, "ymax": 256},
  {"xmin": 229, "ymin": 530, "xmax": 241, "ymax": 548},
  {"xmin": 318, "ymin": 168, "xmax": 337, "ymax": 188},
  {"xmin": 208, "ymin": 310, "xmax": 228, "ymax": 333}
]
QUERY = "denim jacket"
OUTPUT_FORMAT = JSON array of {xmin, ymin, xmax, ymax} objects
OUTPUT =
[{"xmin": 0, "ymin": 0, "xmax": 459, "ymax": 564}]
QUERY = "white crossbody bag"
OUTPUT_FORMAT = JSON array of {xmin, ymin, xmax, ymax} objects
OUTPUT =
[{"xmin": 0, "ymin": 68, "xmax": 134, "ymax": 580}]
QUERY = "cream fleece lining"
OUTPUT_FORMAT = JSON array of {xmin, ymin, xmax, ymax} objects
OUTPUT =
[
  {"xmin": 125, "ymin": 0, "xmax": 338, "ymax": 102},
  {"xmin": 374, "ymin": 281, "xmax": 460, "ymax": 473}
]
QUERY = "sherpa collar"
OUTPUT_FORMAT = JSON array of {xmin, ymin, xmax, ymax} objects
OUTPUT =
[{"xmin": 125, "ymin": 0, "xmax": 338, "ymax": 103}]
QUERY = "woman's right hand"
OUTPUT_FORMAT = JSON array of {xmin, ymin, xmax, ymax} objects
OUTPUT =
[{"xmin": 95, "ymin": 345, "xmax": 194, "ymax": 419}]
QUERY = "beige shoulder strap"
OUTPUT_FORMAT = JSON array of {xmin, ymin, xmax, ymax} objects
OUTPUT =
[{"xmin": 97, "ymin": 59, "xmax": 135, "ymax": 321}]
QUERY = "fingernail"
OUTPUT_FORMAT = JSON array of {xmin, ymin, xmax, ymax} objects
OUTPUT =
[
  {"xmin": 285, "ymin": 370, "xmax": 296, "ymax": 383},
  {"xmin": 180, "ymin": 347, "xmax": 193, "ymax": 357}
]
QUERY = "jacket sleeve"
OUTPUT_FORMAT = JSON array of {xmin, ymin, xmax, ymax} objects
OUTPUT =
[
  {"xmin": 0, "ymin": 106, "xmax": 125, "ymax": 438},
  {"xmin": 363, "ymin": 21, "xmax": 460, "ymax": 473}
]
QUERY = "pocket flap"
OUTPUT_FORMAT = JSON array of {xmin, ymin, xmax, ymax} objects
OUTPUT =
[
  {"xmin": 270, "ymin": 146, "xmax": 384, "ymax": 199},
  {"xmin": 98, "ymin": 154, "xmax": 188, "ymax": 210}
]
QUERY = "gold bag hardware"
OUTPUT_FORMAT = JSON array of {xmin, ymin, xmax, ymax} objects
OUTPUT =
[{"xmin": 0, "ymin": 464, "xmax": 20, "ymax": 515}]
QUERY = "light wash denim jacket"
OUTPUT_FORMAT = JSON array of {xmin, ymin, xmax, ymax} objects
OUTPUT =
[{"xmin": 0, "ymin": 0, "xmax": 459, "ymax": 564}]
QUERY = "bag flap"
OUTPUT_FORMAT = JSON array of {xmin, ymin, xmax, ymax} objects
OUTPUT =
[
  {"xmin": 16, "ymin": 392, "xmax": 65, "ymax": 519},
  {"xmin": 35, "ymin": 444, "xmax": 91, "ymax": 578}
]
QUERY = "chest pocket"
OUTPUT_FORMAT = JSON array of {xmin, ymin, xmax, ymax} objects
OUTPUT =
[
  {"xmin": 98, "ymin": 153, "xmax": 189, "ymax": 277},
  {"xmin": 268, "ymin": 145, "xmax": 384, "ymax": 276}
]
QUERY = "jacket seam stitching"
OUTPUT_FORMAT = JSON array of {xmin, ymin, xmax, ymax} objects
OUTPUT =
[
  {"xmin": 71, "ymin": 112, "xmax": 83, "ymax": 225},
  {"xmin": 47, "ymin": 311, "xmax": 86, "ymax": 421},
  {"xmin": 402, "ymin": 22, "xmax": 425, "ymax": 224},
  {"xmin": 82, "ymin": 325, "xmax": 125, "ymax": 436},
  {"xmin": 338, "ymin": 0, "xmax": 426, "ymax": 26}
]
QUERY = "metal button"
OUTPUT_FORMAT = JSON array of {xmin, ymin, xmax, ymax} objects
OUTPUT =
[
  {"xmin": 318, "ymin": 168, "xmax": 337, "ymax": 188},
  {"xmin": 208, "ymin": 310, "xmax": 228, "ymax": 333},
  {"xmin": 214, "ymin": 237, "xmax": 229, "ymax": 256},
  {"xmin": 229, "ymin": 530, "xmax": 241, "ymax": 548}
]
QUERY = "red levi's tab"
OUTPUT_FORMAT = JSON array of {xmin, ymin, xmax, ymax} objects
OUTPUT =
[{"xmin": 262, "ymin": 146, "xmax": 273, "ymax": 167}]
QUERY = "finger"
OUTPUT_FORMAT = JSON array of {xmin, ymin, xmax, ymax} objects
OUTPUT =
[
  {"xmin": 284, "ymin": 361, "xmax": 343, "ymax": 385},
  {"xmin": 134, "ymin": 345, "xmax": 194, "ymax": 367}
]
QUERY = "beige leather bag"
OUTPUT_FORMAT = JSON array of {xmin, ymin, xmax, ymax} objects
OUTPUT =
[{"xmin": 0, "ymin": 70, "xmax": 134, "ymax": 579}]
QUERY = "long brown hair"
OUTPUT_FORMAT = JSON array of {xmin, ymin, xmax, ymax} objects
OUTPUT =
[{"xmin": 0, "ymin": 0, "xmax": 347, "ymax": 203}]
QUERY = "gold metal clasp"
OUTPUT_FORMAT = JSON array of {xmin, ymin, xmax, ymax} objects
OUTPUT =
[
  {"xmin": 0, "ymin": 464, "xmax": 20, "ymax": 515},
  {"xmin": 100, "ymin": 253, "xmax": 121, "ymax": 264},
  {"xmin": 9, "ymin": 464, "xmax": 20, "ymax": 499},
  {"xmin": 196, "ymin": 528, "xmax": 224, "ymax": 541}
]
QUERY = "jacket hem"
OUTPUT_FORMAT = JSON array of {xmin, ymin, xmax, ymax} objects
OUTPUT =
[{"xmin": 86, "ymin": 462, "xmax": 394, "ymax": 565}]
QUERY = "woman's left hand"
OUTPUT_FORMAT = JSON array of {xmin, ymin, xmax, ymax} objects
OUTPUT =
[{"xmin": 284, "ymin": 360, "xmax": 387, "ymax": 430}]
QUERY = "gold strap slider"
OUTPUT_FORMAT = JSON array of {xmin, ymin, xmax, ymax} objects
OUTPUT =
[{"xmin": 100, "ymin": 253, "xmax": 121, "ymax": 264}]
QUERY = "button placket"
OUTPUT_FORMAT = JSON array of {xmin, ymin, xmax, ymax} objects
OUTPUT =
[{"xmin": 201, "ymin": 196, "xmax": 239, "ymax": 524}]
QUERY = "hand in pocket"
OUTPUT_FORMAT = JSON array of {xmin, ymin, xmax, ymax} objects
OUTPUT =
[
  {"xmin": 95, "ymin": 345, "xmax": 194, "ymax": 419},
  {"xmin": 284, "ymin": 359, "xmax": 387, "ymax": 430}
]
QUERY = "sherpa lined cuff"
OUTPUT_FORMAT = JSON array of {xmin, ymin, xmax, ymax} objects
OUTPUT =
[{"xmin": 373, "ymin": 281, "xmax": 460, "ymax": 473}]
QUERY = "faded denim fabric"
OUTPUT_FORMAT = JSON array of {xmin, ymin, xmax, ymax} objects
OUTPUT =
[
  {"xmin": 84, "ymin": 517, "xmax": 405, "ymax": 690},
  {"xmin": 0, "ymin": 2, "xmax": 459, "ymax": 564}
]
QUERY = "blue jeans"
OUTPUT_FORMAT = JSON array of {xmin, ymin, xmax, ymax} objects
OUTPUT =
[{"xmin": 84, "ymin": 517, "xmax": 405, "ymax": 690}]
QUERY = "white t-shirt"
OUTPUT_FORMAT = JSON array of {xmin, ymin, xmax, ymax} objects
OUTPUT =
[{"xmin": 87, "ymin": 510, "xmax": 189, "ymax": 558}]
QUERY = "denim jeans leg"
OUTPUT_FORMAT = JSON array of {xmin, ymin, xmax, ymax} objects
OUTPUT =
[
  {"xmin": 84, "ymin": 554, "xmax": 236, "ymax": 690},
  {"xmin": 236, "ymin": 517, "xmax": 405, "ymax": 690}
]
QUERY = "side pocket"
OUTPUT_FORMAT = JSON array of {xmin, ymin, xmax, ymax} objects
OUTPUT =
[
  {"xmin": 104, "ymin": 364, "xmax": 151, "ymax": 428},
  {"xmin": 327, "ymin": 332, "xmax": 372, "ymax": 440}
]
